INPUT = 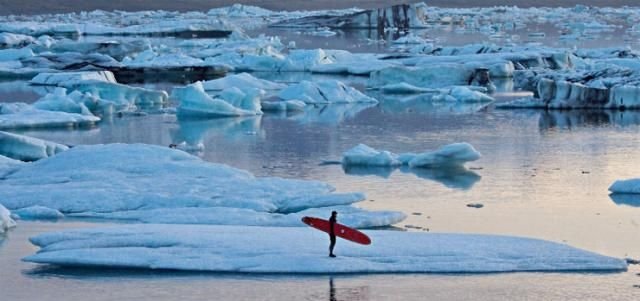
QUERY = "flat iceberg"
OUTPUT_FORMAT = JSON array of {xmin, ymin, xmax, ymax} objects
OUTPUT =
[
  {"xmin": 609, "ymin": 179, "xmax": 640, "ymax": 194},
  {"xmin": 342, "ymin": 143, "xmax": 481, "ymax": 168},
  {"xmin": 0, "ymin": 144, "xmax": 401, "ymax": 227},
  {"xmin": 24, "ymin": 224, "xmax": 627, "ymax": 273},
  {"xmin": 0, "ymin": 131, "xmax": 68, "ymax": 161},
  {"xmin": 0, "ymin": 203, "xmax": 16, "ymax": 234},
  {"xmin": 172, "ymin": 82, "xmax": 263, "ymax": 117},
  {"xmin": 278, "ymin": 80, "xmax": 377, "ymax": 104},
  {"xmin": 30, "ymin": 71, "xmax": 117, "ymax": 86}
]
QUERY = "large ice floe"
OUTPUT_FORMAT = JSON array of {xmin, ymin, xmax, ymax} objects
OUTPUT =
[
  {"xmin": 0, "ymin": 203, "xmax": 17, "ymax": 234},
  {"xmin": 0, "ymin": 143, "xmax": 404, "ymax": 228},
  {"xmin": 23, "ymin": 224, "xmax": 627, "ymax": 273},
  {"xmin": 0, "ymin": 131, "xmax": 68, "ymax": 161}
]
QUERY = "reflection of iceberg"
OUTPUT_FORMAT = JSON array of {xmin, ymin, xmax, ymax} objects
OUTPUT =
[
  {"xmin": 377, "ymin": 93, "xmax": 487, "ymax": 115},
  {"xmin": 401, "ymin": 166, "xmax": 481, "ymax": 190},
  {"xmin": 172, "ymin": 116, "xmax": 262, "ymax": 149},
  {"xmin": 539, "ymin": 111, "xmax": 640, "ymax": 131},
  {"xmin": 290, "ymin": 103, "xmax": 375, "ymax": 125},
  {"xmin": 342, "ymin": 165, "xmax": 395, "ymax": 178},
  {"xmin": 609, "ymin": 194, "xmax": 640, "ymax": 207}
]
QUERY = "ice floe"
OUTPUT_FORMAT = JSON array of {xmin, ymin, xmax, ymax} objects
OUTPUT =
[
  {"xmin": 0, "ymin": 143, "xmax": 402, "ymax": 227},
  {"xmin": 201, "ymin": 72, "xmax": 286, "ymax": 92},
  {"xmin": 0, "ymin": 131, "xmax": 68, "ymax": 161},
  {"xmin": 0, "ymin": 102, "xmax": 100, "ymax": 129},
  {"xmin": 24, "ymin": 224, "xmax": 627, "ymax": 273},
  {"xmin": 0, "ymin": 203, "xmax": 17, "ymax": 234}
]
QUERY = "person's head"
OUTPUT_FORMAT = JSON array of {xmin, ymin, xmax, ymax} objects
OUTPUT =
[{"xmin": 331, "ymin": 211, "xmax": 337, "ymax": 217}]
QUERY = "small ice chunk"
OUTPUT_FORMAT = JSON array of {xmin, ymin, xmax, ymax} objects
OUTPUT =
[
  {"xmin": 261, "ymin": 100, "xmax": 306, "ymax": 112},
  {"xmin": 172, "ymin": 82, "xmax": 262, "ymax": 117},
  {"xmin": 201, "ymin": 73, "xmax": 286, "ymax": 91},
  {"xmin": 342, "ymin": 144, "xmax": 401, "ymax": 167},
  {"xmin": 407, "ymin": 143, "xmax": 481, "ymax": 168}
]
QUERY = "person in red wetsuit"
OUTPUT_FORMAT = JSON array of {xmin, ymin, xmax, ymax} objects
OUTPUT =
[{"xmin": 329, "ymin": 211, "xmax": 337, "ymax": 257}]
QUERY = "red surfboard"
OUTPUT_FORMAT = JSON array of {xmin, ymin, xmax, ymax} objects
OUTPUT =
[{"xmin": 301, "ymin": 216, "xmax": 371, "ymax": 245}]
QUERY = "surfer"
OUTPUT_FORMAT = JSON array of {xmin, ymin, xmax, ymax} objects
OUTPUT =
[{"xmin": 329, "ymin": 211, "xmax": 337, "ymax": 257}]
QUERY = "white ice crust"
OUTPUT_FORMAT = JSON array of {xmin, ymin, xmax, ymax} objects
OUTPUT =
[
  {"xmin": 0, "ymin": 143, "xmax": 403, "ymax": 227},
  {"xmin": 24, "ymin": 224, "xmax": 627, "ymax": 274},
  {"xmin": 0, "ymin": 131, "xmax": 68, "ymax": 161}
]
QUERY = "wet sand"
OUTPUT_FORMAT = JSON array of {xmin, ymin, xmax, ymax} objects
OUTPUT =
[{"xmin": 0, "ymin": 0, "xmax": 638, "ymax": 15}]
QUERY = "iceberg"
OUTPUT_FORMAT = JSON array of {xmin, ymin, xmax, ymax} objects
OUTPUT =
[
  {"xmin": 24, "ymin": 224, "xmax": 627, "ymax": 273},
  {"xmin": 0, "ymin": 131, "xmax": 68, "ymax": 161},
  {"xmin": 261, "ymin": 100, "xmax": 306, "ymax": 112},
  {"xmin": 172, "ymin": 82, "xmax": 263, "ymax": 117},
  {"xmin": 0, "ymin": 203, "xmax": 16, "ymax": 234},
  {"xmin": 30, "ymin": 71, "xmax": 117, "ymax": 86},
  {"xmin": 342, "ymin": 144, "xmax": 401, "ymax": 167},
  {"xmin": 0, "ymin": 32, "xmax": 35, "ymax": 48},
  {"xmin": 0, "ymin": 144, "xmax": 397, "ymax": 227},
  {"xmin": 278, "ymin": 80, "xmax": 377, "ymax": 104}
]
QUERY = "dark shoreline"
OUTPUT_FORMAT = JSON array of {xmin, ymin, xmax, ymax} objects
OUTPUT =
[{"xmin": 0, "ymin": 0, "xmax": 639, "ymax": 16}]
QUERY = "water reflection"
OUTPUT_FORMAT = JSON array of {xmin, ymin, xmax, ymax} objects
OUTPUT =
[
  {"xmin": 288, "ymin": 104, "xmax": 376, "ymax": 125},
  {"xmin": 376, "ymin": 94, "xmax": 486, "ymax": 115},
  {"xmin": 328, "ymin": 277, "xmax": 370, "ymax": 301},
  {"xmin": 539, "ymin": 111, "xmax": 640, "ymax": 131},
  {"xmin": 342, "ymin": 165, "xmax": 480, "ymax": 190},
  {"xmin": 172, "ymin": 116, "xmax": 263, "ymax": 150},
  {"xmin": 609, "ymin": 194, "xmax": 640, "ymax": 207}
]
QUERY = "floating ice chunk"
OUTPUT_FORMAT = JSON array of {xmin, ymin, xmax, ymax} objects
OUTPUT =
[
  {"xmin": 0, "ymin": 203, "xmax": 16, "ymax": 234},
  {"xmin": 392, "ymin": 33, "xmax": 428, "ymax": 44},
  {"xmin": 0, "ymin": 131, "xmax": 68, "ymax": 161},
  {"xmin": 405, "ymin": 143, "xmax": 481, "ymax": 168},
  {"xmin": 342, "ymin": 144, "xmax": 401, "ymax": 167},
  {"xmin": 12, "ymin": 206, "xmax": 64, "ymax": 220},
  {"xmin": 0, "ymin": 103, "xmax": 100, "ymax": 129},
  {"xmin": 30, "ymin": 71, "xmax": 117, "ymax": 86},
  {"xmin": 201, "ymin": 73, "xmax": 286, "ymax": 91},
  {"xmin": 172, "ymin": 82, "xmax": 262, "ymax": 117},
  {"xmin": 278, "ymin": 80, "xmax": 377, "ymax": 104},
  {"xmin": 24, "ymin": 224, "xmax": 627, "ymax": 273},
  {"xmin": 341, "ymin": 143, "xmax": 480, "ymax": 169},
  {"xmin": 261, "ymin": 100, "xmax": 306, "ymax": 112},
  {"xmin": 369, "ymin": 65, "xmax": 475, "ymax": 89},
  {"xmin": 0, "ymin": 47, "xmax": 34, "ymax": 62},
  {"xmin": 0, "ymin": 143, "xmax": 366, "ymax": 216},
  {"xmin": 609, "ymin": 179, "xmax": 640, "ymax": 194}
]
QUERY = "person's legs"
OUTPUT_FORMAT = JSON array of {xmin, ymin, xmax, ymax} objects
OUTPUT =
[{"xmin": 329, "ymin": 236, "xmax": 336, "ymax": 257}]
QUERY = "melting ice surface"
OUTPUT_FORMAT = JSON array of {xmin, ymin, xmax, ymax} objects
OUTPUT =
[{"xmin": 24, "ymin": 224, "xmax": 626, "ymax": 273}]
